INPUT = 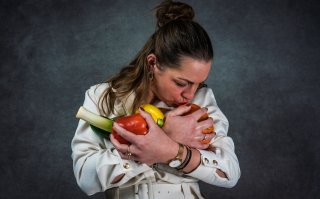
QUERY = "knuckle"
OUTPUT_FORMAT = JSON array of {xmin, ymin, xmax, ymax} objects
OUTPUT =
[
  {"xmin": 190, "ymin": 117, "xmax": 198, "ymax": 125},
  {"xmin": 145, "ymin": 112, "xmax": 152, "ymax": 118},
  {"xmin": 134, "ymin": 151, "xmax": 142, "ymax": 158},
  {"xmin": 200, "ymin": 144, "xmax": 209, "ymax": 149},
  {"xmin": 137, "ymin": 140, "xmax": 147, "ymax": 149},
  {"xmin": 197, "ymin": 144, "xmax": 204, "ymax": 149},
  {"xmin": 166, "ymin": 112, "xmax": 174, "ymax": 118},
  {"xmin": 135, "ymin": 139, "xmax": 143, "ymax": 147},
  {"xmin": 201, "ymin": 107, "xmax": 207, "ymax": 114}
]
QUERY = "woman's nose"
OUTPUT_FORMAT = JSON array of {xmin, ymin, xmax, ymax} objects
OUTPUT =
[{"xmin": 182, "ymin": 85, "xmax": 197, "ymax": 100}]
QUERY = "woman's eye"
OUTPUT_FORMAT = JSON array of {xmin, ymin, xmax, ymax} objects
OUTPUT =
[{"xmin": 175, "ymin": 81, "xmax": 187, "ymax": 87}]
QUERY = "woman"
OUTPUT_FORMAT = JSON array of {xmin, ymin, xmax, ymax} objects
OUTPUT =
[{"xmin": 71, "ymin": 1, "xmax": 240, "ymax": 198}]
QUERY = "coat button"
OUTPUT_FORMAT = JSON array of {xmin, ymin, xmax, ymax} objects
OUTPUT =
[
  {"xmin": 123, "ymin": 163, "xmax": 130, "ymax": 169},
  {"xmin": 212, "ymin": 160, "xmax": 218, "ymax": 166}
]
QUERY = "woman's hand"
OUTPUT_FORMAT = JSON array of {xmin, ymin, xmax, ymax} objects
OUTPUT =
[
  {"xmin": 162, "ymin": 105, "xmax": 215, "ymax": 149},
  {"xmin": 110, "ymin": 108, "xmax": 179, "ymax": 166}
]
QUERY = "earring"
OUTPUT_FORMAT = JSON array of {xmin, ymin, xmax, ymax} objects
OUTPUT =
[{"xmin": 148, "ymin": 72, "xmax": 154, "ymax": 80}]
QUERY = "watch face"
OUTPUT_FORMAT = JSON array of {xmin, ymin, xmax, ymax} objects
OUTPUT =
[{"xmin": 169, "ymin": 159, "xmax": 182, "ymax": 168}]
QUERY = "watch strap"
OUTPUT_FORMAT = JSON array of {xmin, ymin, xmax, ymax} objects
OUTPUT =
[
  {"xmin": 168, "ymin": 143, "xmax": 184, "ymax": 167},
  {"xmin": 175, "ymin": 143, "xmax": 184, "ymax": 161},
  {"xmin": 177, "ymin": 146, "xmax": 192, "ymax": 170}
]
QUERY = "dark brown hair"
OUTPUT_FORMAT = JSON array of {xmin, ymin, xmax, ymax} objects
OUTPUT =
[{"xmin": 99, "ymin": 0, "xmax": 213, "ymax": 115}]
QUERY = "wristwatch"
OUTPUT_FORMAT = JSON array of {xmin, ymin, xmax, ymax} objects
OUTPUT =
[{"xmin": 168, "ymin": 143, "xmax": 184, "ymax": 168}]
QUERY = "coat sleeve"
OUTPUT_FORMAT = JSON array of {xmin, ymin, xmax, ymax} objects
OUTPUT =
[
  {"xmin": 186, "ymin": 136, "xmax": 241, "ymax": 187},
  {"xmin": 188, "ymin": 88, "xmax": 241, "ymax": 187},
  {"xmin": 71, "ymin": 85, "xmax": 153, "ymax": 195}
]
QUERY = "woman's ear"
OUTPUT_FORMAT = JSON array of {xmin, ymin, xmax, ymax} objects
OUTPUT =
[{"xmin": 146, "ymin": 53, "xmax": 157, "ymax": 72}]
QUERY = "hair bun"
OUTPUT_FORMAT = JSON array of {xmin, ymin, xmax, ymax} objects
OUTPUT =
[{"xmin": 155, "ymin": 0, "xmax": 195, "ymax": 29}]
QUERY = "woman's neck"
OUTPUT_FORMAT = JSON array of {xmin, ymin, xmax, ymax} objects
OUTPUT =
[{"xmin": 145, "ymin": 87, "xmax": 159, "ymax": 105}]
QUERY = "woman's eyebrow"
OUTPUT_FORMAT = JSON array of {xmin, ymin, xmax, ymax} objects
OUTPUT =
[{"xmin": 177, "ymin": 77, "xmax": 194, "ymax": 84}]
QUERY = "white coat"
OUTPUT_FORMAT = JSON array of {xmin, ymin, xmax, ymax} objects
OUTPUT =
[{"xmin": 71, "ymin": 83, "xmax": 240, "ymax": 199}]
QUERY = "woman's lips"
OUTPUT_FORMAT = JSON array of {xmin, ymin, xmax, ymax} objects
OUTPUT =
[{"xmin": 173, "ymin": 101, "xmax": 189, "ymax": 107}]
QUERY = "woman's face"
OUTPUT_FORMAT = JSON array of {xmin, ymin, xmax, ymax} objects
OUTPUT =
[{"xmin": 151, "ymin": 56, "xmax": 212, "ymax": 107}]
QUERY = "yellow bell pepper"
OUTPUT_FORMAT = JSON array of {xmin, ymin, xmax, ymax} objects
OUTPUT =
[{"xmin": 136, "ymin": 104, "xmax": 164, "ymax": 127}]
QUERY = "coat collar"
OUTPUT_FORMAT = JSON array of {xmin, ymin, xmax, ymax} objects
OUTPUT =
[{"xmin": 112, "ymin": 89, "xmax": 136, "ymax": 116}]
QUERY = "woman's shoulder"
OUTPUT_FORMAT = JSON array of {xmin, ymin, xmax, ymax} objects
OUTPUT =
[
  {"xmin": 192, "ymin": 87, "xmax": 216, "ymax": 105},
  {"xmin": 85, "ymin": 83, "xmax": 109, "ymax": 100},
  {"xmin": 195, "ymin": 87, "xmax": 214, "ymax": 97}
]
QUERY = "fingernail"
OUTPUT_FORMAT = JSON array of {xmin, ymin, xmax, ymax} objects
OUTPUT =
[{"xmin": 202, "ymin": 107, "xmax": 208, "ymax": 111}]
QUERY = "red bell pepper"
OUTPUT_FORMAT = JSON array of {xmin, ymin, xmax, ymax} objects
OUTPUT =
[{"xmin": 112, "ymin": 113, "xmax": 148, "ymax": 145}]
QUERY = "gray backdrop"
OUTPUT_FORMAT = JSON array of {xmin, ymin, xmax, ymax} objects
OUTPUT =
[{"xmin": 1, "ymin": 0, "xmax": 319, "ymax": 198}]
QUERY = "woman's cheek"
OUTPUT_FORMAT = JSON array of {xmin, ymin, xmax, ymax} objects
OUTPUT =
[{"xmin": 171, "ymin": 89, "xmax": 184, "ymax": 102}]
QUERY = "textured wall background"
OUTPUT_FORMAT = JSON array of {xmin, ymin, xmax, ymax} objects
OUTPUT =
[{"xmin": 1, "ymin": 0, "xmax": 319, "ymax": 198}]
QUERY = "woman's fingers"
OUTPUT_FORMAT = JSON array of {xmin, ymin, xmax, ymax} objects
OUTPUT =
[
  {"xmin": 197, "ymin": 143, "xmax": 210, "ymax": 150},
  {"xmin": 196, "ymin": 131, "xmax": 214, "ymax": 140},
  {"xmin": 112, "ymin": 122, "xmax": 138, "ymax": 145},
  {"xmin": 190, "ymin": 107, "xmax": 208, "ymax": 121},
  {"xmin": 202, "ymin": 127, "xmax": 214, "ymax": 134},
  {"xmin": 110, "ymin": 134, "xmax": 128, "ymax": 153},
  {"xmin": 110, "ymin": 134, "xmax": 138, "ymax": 161},
  {"xmin": 138, "ymin": 108, "xmax": 157, "ymax": 129},
  {"xmin": 167, "ymin": 105, "xmax": 191, "ymax": 117},
  {"xmin": 191, "ymin": 129, "xmax": 216, "ymax": 148},
  {"xmin": 200, "ymin": 132, "xmax": 215, "ymax": 144},
  {"xmin": 196, "ymin": 117, "xmax": 214, "ymax": 131}
]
